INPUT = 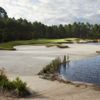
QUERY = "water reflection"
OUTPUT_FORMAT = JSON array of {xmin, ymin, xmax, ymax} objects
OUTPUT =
[{"xmin": 60, "ymin": 56, "xmax": 100, "ymax": 85}]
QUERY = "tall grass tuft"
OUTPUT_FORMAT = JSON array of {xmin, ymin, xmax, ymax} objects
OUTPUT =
[
  {"xmin": 38, "ymin": 56, "xmax": 70, "ymax": 80},
  {"xmin": 38, "ymin": 57, "xmax": 61, "ymax": 75}
]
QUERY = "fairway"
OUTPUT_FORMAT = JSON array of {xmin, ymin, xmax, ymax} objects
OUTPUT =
[{"xmin": 0, "ymin": 38, "xmax": 94, "ymax": 50}]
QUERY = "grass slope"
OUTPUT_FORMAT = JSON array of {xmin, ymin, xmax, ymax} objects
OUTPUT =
[{"xmin": 0, "ymin": 38, "xmax": 94, "ymax": 50}]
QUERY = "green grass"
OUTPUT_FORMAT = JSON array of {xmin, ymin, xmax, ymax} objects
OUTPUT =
[
  {"xmin": 0, "ymin": 39, "xmax": 53, "ymax": 50},
  {"xmin": 0, "ymin": 38, "xmax": 95, "ymax": 50},
  {"xmin": 0, "ymin": 38, "xmax": 69, "ymax": 50}
]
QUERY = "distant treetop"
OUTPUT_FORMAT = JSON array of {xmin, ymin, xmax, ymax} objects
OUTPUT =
[{"xmin": 0, "ymin": 7, "xmax": 8, "ymax": 18}]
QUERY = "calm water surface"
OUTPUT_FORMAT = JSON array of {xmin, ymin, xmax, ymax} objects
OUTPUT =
[{"xmin": 60, "ymin": 56, "xmax": 100, "ymax": 85}]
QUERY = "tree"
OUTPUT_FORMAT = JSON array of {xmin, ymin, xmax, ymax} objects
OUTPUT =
[
  {"xmin": 0, "ymin": 7, "xmax": 8, "ymax": 18},
  {"xmin": 0, "ymin": 7, "xmax": 100, "ymax": 43}
]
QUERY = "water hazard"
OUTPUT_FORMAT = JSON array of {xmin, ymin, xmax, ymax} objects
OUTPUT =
[{"xmin": 60, "ymin": 56, "xmax": 100, "ymax": 85}]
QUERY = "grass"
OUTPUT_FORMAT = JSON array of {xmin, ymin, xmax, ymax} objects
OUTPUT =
[
  {"xmin": 57, "ymin": 44, "xmax": 69, "ymax": 48},
  {"xmin": 38, "ymin": 57, "xmax": 61, "ymax": 80},
  {"xmin": 0, "ymin": 69, "xmax": 31, "ymax": 98},
  {"xmin": 0, "ymin": 38, "xmax": 98, "ymax": 50},
  {"xmin": 0, "ymin": 39, "xmax": 67, "ymax": 50},
  {"xmin": 46, "ymin": 43, "xmax": 69, "ymax": 48},
  {"xmin": 39, "ymin": 57, "xmax": 61, "ymax": 75},
  {"xmin": 38, "ymin": 56, "xmax": 69, "ymax": 80}
]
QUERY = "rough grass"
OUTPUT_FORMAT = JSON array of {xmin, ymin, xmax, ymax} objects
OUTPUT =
[
  {"xmin": 38, "ymin": 57, "xmax": 62, "ymax": 80},
  {"xmin": 0, "ymin": 38, "xmax": 97, "ymax": 50},
  {"xmin": 0, "ymin": 39, "xmax": 67, "ymax": 50},
  {"xmin": 46, "ymin": 44, "xmax": 69, "ymax": 48},
  {"xmin": 38, "ymin": 56, "xmax": 69, "ymax": 81},
  {"xmin": 0, "ymin": 69, "xmax": 31, "ymax": 98},
  {"xmin": 38, "ymin": 57, "xmax": 61, "ymax": 75},
  {"xmin": 57, "ymin": 44, "xmax": 69, "ymax": 48}
]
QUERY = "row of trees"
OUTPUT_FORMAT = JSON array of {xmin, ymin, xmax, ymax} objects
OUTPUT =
[{"xmin": 0, "ymin": 7, "xmax": 100, "ymax": 43}]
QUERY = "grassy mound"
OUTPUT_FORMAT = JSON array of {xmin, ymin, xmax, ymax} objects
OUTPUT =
[
  {"xmin": 46, "ymin": 44, "xmax": 69, "ymax": 48},
  {"xmin": 0, "ymin": 38, "xmax": 91, "ymax": 50},
  {"xmin": 57, "ymin": 44, "xmax": 69, "ymax": 48}
]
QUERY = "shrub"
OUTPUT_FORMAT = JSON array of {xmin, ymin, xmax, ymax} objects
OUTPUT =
[
  {"xmin": 0, "ymin": 69, "xmax": 10, "ymax": 91},
  {"xmin": 12, "ymin": 77, "xmax": 30, "ymax": 97},
  {"xmin": 0, "ymin": 69, "xmax": 31, "ymax": 97}
]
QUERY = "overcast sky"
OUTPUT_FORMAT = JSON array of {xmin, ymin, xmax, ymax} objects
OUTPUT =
[{"xmin": 0, "ymin": 0, "xmax": 100, "ymax": 25}]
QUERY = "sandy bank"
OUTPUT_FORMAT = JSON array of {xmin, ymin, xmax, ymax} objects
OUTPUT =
[
  {"xmin": 0, "ymin": 43, "xmax": 100, "ymax": 100},
  {"xmin": 0, "ymin": 43, "xmax": 100, "ymax": 75},
  {"xmin": 1, "ymin": 75, "xmax": 100, "ymax": 100}
]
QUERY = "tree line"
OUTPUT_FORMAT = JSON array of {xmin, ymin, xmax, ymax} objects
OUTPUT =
[{"xmin": 0, "ymin": 7, "xmax": 100, "ymax": 43}]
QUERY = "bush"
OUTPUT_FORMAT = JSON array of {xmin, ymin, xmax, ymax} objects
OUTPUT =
[
  {"xmin": 0, "ymin": 69, "xmax": 31, "ymax": 97},
  {"xmin": 0, "ymin": 69, "xmax": 10, "ymax": 91},
  {"xmin": 11, "ymin": 77, "xmax": 30, "ymax": 97}
]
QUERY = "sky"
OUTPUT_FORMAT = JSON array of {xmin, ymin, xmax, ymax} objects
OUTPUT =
[{"xmin": 0, "ymin": 0, "xmax": 100, "ymax": 25}]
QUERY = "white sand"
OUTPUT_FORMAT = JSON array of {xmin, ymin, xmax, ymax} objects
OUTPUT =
[
  {"xmin": 0, "ymin": 43, "xmax": 99, "ymax": 75},
  {"xmin": 0, "ymin": 43, "xmax": 100, "ymax": 100}
]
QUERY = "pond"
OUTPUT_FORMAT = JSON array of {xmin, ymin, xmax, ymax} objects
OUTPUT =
[{"xmin": 60, "ymin": 55, "xmax": 100, "ymax": 85}]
